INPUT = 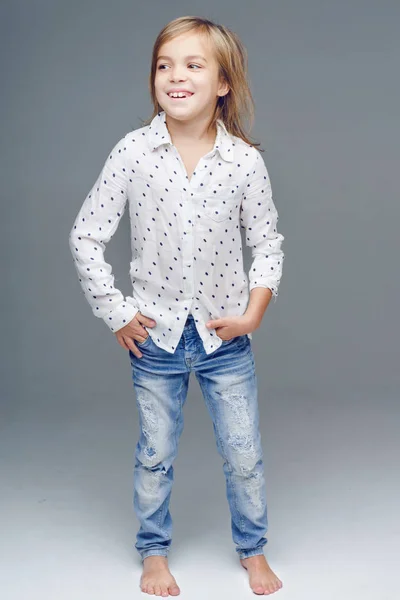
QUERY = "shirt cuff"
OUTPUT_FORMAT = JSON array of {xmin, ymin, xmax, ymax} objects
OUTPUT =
[{"xmin": 102, "ymin": 296, "xmax": 140, "ymax": 333}]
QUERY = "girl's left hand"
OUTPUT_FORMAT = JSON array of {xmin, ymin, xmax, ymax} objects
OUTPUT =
[{"xmin": 205, "ymin": 314, "xmax": 259, "ymax": 341}]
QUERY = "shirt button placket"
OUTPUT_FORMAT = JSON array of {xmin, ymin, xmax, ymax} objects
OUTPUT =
[
  {"xmin": 174, "ymin": 148, "xmax": 197, "ymax": 314},
  {"xmin": 182, "ymin": 196, "xmax": 194, "ymax": 311}
]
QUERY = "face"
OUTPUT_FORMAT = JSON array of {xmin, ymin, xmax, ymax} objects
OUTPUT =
[{"xmin": 154, "ymin": 30, "xmax": 229, "ymax": 124}]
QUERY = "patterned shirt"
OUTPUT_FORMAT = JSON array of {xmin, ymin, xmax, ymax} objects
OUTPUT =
[{"xmin": 69, "ymin": 110, "xmax": 285, "ymax": 354}]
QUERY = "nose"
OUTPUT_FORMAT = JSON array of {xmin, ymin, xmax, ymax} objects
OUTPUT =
[{"xmin": 169, "ymin": 65, "xmax": 187, "ymax": 82}]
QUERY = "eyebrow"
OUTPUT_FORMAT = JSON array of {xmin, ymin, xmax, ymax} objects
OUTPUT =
[{"xmin": 156, "ymin": 54, "xmax": 208, "ymax": 63}]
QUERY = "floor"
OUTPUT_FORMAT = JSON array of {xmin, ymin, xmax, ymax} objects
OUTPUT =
[{"xmin": 1, "ymin": 385, "xmax": 397, "ymax": 599}]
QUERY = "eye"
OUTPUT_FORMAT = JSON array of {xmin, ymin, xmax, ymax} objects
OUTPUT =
[{"xmin": 157, "ymin": 63, "xmax": 201, "ymax": 70}]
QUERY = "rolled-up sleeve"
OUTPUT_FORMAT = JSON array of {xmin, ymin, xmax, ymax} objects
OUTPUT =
[
  {"xmin": 68, "ymin": 135, "xmax": 139, "ymax": 332},
  {"xmin": 240, "ymin": 149, "xmax": 285, "ymax": 302}
]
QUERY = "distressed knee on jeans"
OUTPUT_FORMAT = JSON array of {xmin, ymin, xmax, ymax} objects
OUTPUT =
[
  {"xmin": 137, "ymin": 390, "xmax": 160, "ymax": 462},
  {"xmin": 219, "ymin": 386, "xmax": 261, "ymax": 474}
]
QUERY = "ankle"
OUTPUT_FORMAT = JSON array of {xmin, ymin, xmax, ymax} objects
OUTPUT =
[{"xmin": 143, "ymin": 554, "xmax": 168, "ymax": 564}]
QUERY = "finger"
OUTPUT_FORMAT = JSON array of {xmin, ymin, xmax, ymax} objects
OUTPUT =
[
  {"xmin": 137, "ymin": 314, "xmax": 157, "ymax": 327},
  {"xmin": 120, "ymin": 329, "xmax": 147, "ymax": 345},
  {"xmin": 130, "ymin": 344, "xmax": 143, "ymax": 358},
  {"xmin": 116, "ymin": 335, "xmax": 129, "ymax": 350},
  {"xmin": 123, "ymin": 336, "xmax": 143, "ymax": 358},
  {"xmin": 123, "ymin": 335, "xmax": 139, "ymax": 352},
  {"xmin": 206, "ymin": 319, "xmax": 223, "ymax": 328},
  {"xmin": 133, "ymin": 323, "xmax": 150, "ymax": 338}
]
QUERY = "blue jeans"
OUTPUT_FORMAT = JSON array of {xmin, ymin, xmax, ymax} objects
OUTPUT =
[{"xmin": 128, "ymin": 314, "xmax": 268, "ymax": 561}]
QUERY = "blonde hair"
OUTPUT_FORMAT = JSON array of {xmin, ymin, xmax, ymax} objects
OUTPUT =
[{"xmin": 141, "ymin": 15, "xmax": 264, "ymax": 152}]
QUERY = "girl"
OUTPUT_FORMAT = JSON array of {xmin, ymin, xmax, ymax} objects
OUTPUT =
[{"xmin": 69, "ymin": 15, "xmax": 284, "ymax": 597}]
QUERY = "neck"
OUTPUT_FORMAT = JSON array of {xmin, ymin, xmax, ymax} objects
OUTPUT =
[{"xmin": 165, "ymin": 112, "xmax": 217, "ymax": 146}]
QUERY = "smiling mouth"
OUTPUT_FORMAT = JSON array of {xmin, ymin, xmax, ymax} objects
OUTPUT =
[{"xmin": 167, "ymin": 92, "xmax": 194, "ymax": 100}]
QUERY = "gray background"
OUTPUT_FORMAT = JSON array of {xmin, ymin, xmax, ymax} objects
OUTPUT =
[{"xmin": 1, "ymin": 1, "xmax": 399, "ymax": 598}]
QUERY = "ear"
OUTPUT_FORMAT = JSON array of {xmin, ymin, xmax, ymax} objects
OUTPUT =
[{"xmin": 217, "ymin": 78, "xmax": 230, "ymax": 98}]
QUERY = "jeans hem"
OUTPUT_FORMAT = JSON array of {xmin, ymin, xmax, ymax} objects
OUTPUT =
[
  {"xmin": 238, "ymin": 547, "xmax": 266, "ymax": 560},
  {"xmin": 140, "ymin": 549, "xmax": 170, "ymax": 561}
]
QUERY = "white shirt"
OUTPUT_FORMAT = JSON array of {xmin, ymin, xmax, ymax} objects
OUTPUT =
[{"xmin": 69, "ymin": 110, "xmax": 285, "ymax": 355}]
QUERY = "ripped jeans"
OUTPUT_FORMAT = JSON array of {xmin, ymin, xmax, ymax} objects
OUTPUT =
[{"xmin": 128, "ymin": 314, "xmax": 268, "ymax": 561}]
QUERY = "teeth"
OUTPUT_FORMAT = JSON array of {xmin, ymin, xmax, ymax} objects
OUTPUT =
[{"xmin": 168, "ymin": 92, "xmax": 191, "ymax": 98}]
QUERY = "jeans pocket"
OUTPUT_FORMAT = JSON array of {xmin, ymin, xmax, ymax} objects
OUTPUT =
[{"xmin": 221, "ymin": 334, "xmax": 246, "ymax": 345}]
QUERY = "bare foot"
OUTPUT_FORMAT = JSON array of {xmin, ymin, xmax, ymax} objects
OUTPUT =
[
  {"xmin": 240, "ymin": 555, "xmax": 283, "ymax": 595},
  {"xmin": 140, "ymin": 555, "xmax": 180, "ymax": 596}
]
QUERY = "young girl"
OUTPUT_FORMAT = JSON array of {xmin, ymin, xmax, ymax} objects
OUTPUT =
[{"xmin": 69, "ymin": 15, "xmax": 284, "ymax": 597}]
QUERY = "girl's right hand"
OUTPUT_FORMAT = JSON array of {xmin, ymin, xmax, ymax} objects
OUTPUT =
[{"xmin": 114, "ymin": 312, "xmax": 157, "ymax": 356}]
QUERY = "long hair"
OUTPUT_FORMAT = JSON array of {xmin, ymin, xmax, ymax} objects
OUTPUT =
[{"xmin": 141, "ymin": 15, "xmax": 264, "ymax": 152}]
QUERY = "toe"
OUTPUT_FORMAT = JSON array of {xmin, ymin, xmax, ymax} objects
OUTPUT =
[
  {"xmin": 264, "ymin": 584, "xmax": 274, "ymax": 595},
  {"xmin": 170, "ymin": 584, "xmax": 180, "ymax": 595},
  {"xmin": 154, "ymin": 585, "xmax": 161, "ymax": 596},
  {"xmin": 147, "ymin": 586, "xmax": 155, "ymax": 595},
  {"xmin": 270, "ymin": 581, "xmax": 280, "ymax": 593}
]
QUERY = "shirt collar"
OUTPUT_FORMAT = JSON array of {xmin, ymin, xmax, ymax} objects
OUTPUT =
[{"xmin": 146, "ymin": 110, "xmax": 234, "ymax": 162}]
